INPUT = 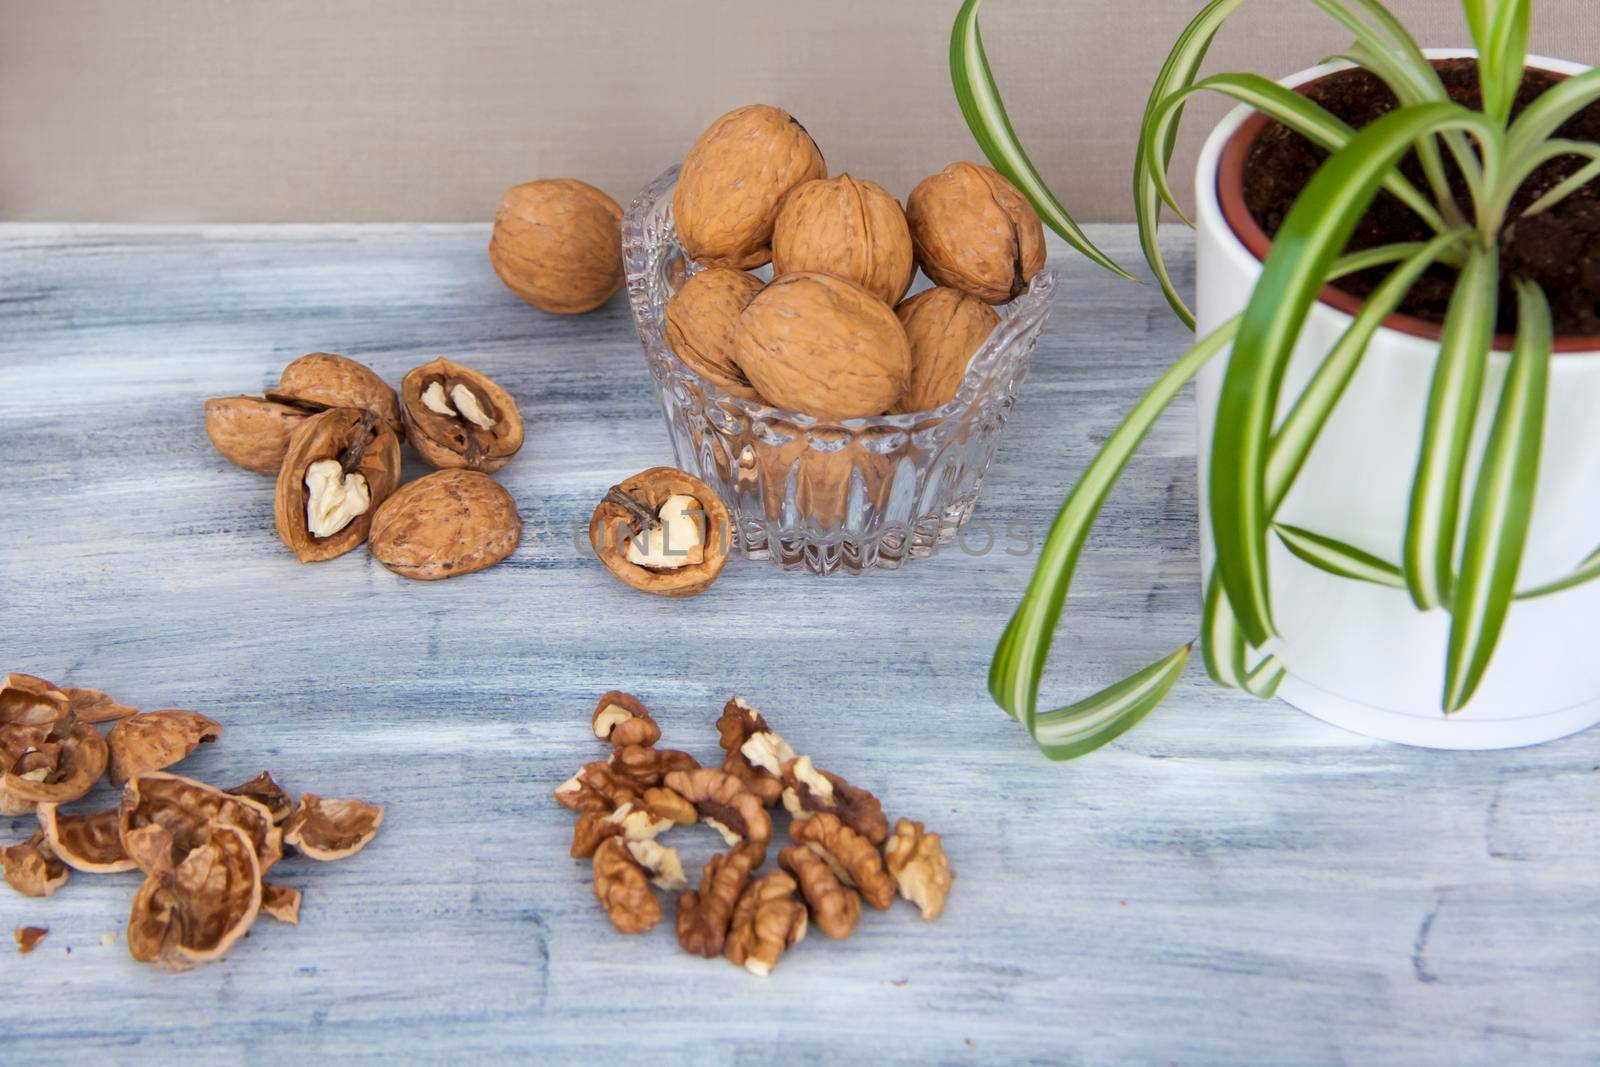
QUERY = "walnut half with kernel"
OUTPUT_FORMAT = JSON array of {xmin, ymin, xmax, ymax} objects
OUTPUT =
[
  {"xmin": 400, "ymin": 358, "xmax": 524, "ymax": 473},
  {"xmin": 274, "ymin": 407, "xmax": 402, "ymax": 563},
  {"xmin": 588, "ymin": 467, "xmax": 731, "ymax": 597}
]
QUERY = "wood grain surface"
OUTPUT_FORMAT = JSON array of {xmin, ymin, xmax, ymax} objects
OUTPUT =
[{"xmin": 0, "ymin": 225, "xmax": 1594, "ymax": 1066}]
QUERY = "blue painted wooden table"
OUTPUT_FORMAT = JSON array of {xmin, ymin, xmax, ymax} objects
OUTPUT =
[{"xmin": 0, "ymin": 224, "xmax": 1594, "ymax": 1065}]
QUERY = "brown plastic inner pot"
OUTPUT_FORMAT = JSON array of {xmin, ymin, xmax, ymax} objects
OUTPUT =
[{"xmin": 1215, "ymin": 64, "xmax": 1600, "ymax": 354}]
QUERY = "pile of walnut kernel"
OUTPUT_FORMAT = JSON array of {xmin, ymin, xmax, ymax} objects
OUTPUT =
[
  {"xmin": 1, "ymin": 672, "xmax": 383, "ymax": 970},
  {"xmin": 555, "ymin": 691, "xmax": 952, "ymax": 976}
]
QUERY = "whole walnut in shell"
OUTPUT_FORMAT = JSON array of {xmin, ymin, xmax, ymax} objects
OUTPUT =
[
  {"xmin": 906, "ymin": 162, "xmax": 1046, "ymax": 304},
  {"xmin": 274, "ymin": 408, "xmax": 402, "ymax": 563},
  {"xmin": 893, "ymin": 286, "xmax": 1001, "ymax": 413},
  {"xmin": 734, "ymin": 271, "xmax": 910, "ymax": 419},
  {"xmin": 368, "ymin": 470, "xmax": 522, "ymax": 581},
  {"xmin": 772, "ymin": 174, "xmax": 914, "ymax": 306},
  {"xmin": 673, "ymin": 104, "xmax": 827, "ymax": 269},
  {"xmin": 399, "ymin": 358, "xmax": 524, "ymax": 473},
  {"xmin": 663, "ymin": 268, "xmax": 764, "ymax": 400},
  {"xmin": 203, "ymin": 397, "xmax": 309, "ymax": 475},
  {"xmin": 489, "ymin": 179, "xmax": 623, "ymax": 314}
]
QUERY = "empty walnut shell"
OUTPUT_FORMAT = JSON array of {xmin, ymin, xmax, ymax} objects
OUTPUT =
[
  {"xmin": 663, "ymin": 267, "xmax": 765, "ymax": 400},
  {"xmin": 2, "ymin": 719, "xmax": 108, "ymax": 805},
  {"xmin": 106, "ymin": 710, "xmax": 222, "ymax": 786},
  {"xmin": 490, "ymin": 179, "xmax": 624, "ymax": 314},
  {"xmin": 63, "ymin": 686, "xmax": 139, "ymax": 724},
  {"xmin": 261, "ymin": 883, "xmax": 302, "ymax": 925},
  {"xmin": 893, "ymin": 286, "xmax": 1001, "ymax": 413},
  {"xmin": 37, "ymin": 802, "xmax": 136, "ymax": 873},
  {"xmin": 0, "ymin": 673, "xmax": 69, "ymax": 727},
  {"xmin": 772, "ymin": 174, "xmax": 915, "ymax": 306},
  {"xmin": 274, "ymin": 407, "xmax": 403, "ymax": 563},
  {"xmin": 119, "ymin": 771, "xmax": 284, "ymax": 876},
  {"xmin": 126, "ymin": 821, "xmax": 262, "ymax": 972},
  {"xmin": 368, "ymin": 470, "xmax": 521, "ymax": 581},
  {"xmin": 673, "ymin": 104, "xmax": 827, "ymax": 270},
  {"xmin": 204, "ymin": 396, "xmax": 311, "ymax": 475},
  {"xmin": 265, "ymin": 353, "xmax": 403, "ymax": 439},
  {"xmin": 588, "ymin": 467, "xmax": 731, "ymax": 597},
  {"xmin": 591, "ymin": 692, "xmax": 661, "ymax": 749},
  {"xmin": 2, "ymin": 829, "xmax": 70, "ymax": 897},
  {"xmin": 906, "ymin": 162, "xmax": 1047, "ymax": 304},
  {"xmin": 228, "ymin": 771, "xmax": 293, "ymax": 825},
  {"xmin": 734, "ymin": 271, "xmax": 911, "ymax": 419},
  {"xmin": 284, "ymin": 793, "xmax": 383, "ymax": 861},
  {"xmin": 399, "ymin": 358, "xmax": 525, "ymax": 473}
]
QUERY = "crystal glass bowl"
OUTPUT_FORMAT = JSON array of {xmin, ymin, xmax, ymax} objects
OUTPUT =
[{"xmin": 622, "ymin": 165, "xmax": 1056, "ymax": 575}]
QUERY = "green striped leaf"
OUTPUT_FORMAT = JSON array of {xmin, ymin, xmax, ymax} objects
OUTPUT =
[
  {"xmin": 1029, "ymin": 645, "xmax": 1194, "ymax": 761},
  {"xmin": 1211, "ymin": 102, "xmax": 1496, "ymax": 648},
  {"xmin": 950, "ymin": 0, "xmax": 1133, "ymax": 280},
  {"xmin": 1507, "ymin": 68, "xmax": 1600, "ymax": 161},
  {"xmin": 1275, "ymin": 524, "xmax": 1407, "ymax": 588},
  {"xmin": 1520, "ymin": 143, "xmax": 1600, "ymax": 217},
  {"xmin": 1402, "ymin": 244, "xmax": 1499, "ymax": 611},
  {"xmin": 1518, "ymin": 545, "xmax": 1600, "ymax": 601},
  {"xmin": 1243, "ymin": 655, "xmax": 1288, "ymax": 698},
  {"xmin": 1466, "ymin": 0, "xmax": 1531, "ymax": 126},
  {"xmin": 1444, "ymin": 280, "xmax": 1552, "ymax": 712}
]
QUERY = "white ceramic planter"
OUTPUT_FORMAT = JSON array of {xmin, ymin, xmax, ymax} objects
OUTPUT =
[{"xmin": 1193, "ymin": 50, "xmax": 1600, "ymax": 749}]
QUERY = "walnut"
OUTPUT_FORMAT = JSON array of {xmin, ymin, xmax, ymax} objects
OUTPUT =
[
  {"xmin": 590, "ymin": 691, "xmax": 661, "ymax": 749},
  {"xmin": 274, "ymin": 407, "xmax": 402, "ymax": 563},
  {"xmin": 14, "ymin": 926, "xmax": 48, "ymax": 954},
  {"xmin": 734, "ymin": 271, "xmax": 911, "ymax": 419},
  {"xmin": 892, "ymin": 286, "xmax": 1001, "ymax": 413},
  {"xmin": 203, "ymin": 396, "xmax": 311, "ymax": 474},
  {"xmin": 399, "ymin": 358, "xmax": 525, "ymax": 473},
  {"xmin": 715, "ymin": 697, "xmax": 791, "ymax": 807},
  {"xmin": 641, "ymin": 786, "xmax": 697, "ymax": 827},
  {"xmin": 609, "ymin": 744, "xmax": 700, "ymax": 792},
  {"xmin": 905, "ymin": 162, "xmax": 1047, "ymax": 304},
  {"xmin": 265, "ymin": 352, "xmax": 404, "ymax": 440},
  {"xmin": 588, "ymin": 468, "xmax": 731, "ymax": 597},
  {"xmin": 724, "ymin": 870, "xmax": 808, "ymax": 977},
  {"xmin": 125, "ymin": 821, "xmax": 262, "ymax": 972},
  {"xmin": 489, "ymin": 179, "xmax": 624, "ymax": 314},
  {"xmin": 0, "ymin": 673, "xmax": 69, "ymax": 727},
  {"xmin": 673, "ymin": 104, "xmax": 827, "ymax": 269},
  {"xmin": 884, "ymin": 818, "xmax": 952, "ymax": 921},
  {"xmin": 106, "ymin": 710, "xmax": 222, "ymax": 786},
  {"xmin": 591, "ymin": 836, "xmax": 661, "ymax": 934},
  {"xmin": 779, "ymin": 844, "xmax": 861, "ymax": 940},
  {"xmin": 367, "ymin": 469, "xmax": 522, "ymax": 580},
  {"xmin": 780, "ymin": 755, "xmax": 888, "ymax": 845},
  {"xmin": 3, "ymin": 718, "xmax": 109, "ymax": 806},
  {"xmin": 284, "ymin": 793, "xmax": 383, "ymax": 861},
  {"xmin": 790, "ymin": 813, "xmax": 894, "ymax": 910},
  {"xmin": 676, "ymin": 842, "xmax": 764, "ymax": 958},
  {"xmin": 553, "ymin": 761, "xmax": 639, "ymax": 814},
  {"xmin": 36, "ymin": 802, "xmax": 135, "ymax": 873},
  {"xmin": 625, "ymin": 838, "xmax": 687, "ymax": 891},
  {"xmin": 2, "ymin": 829, "xmax": 70, "ymax": 897},
  {"xmin": 772, "ymin": 174, "xmax": 915, "ymax": 305},
  {"xmin": 570, "ymin": 801, "xmax": 672, "ymax": 859},
  {"xmin": 119, "ymin": 771, "xmax": 283, "ymax": 876},
  {"xmin": 664, "ymin": 767, "xmax": 771, "ymax": 857},
  {"xmin": 261, "ymin": 883, "xmax": 302, "ymax": 925},
  {"xmin": 62, "ymin": 686, "xmax": 139, "ymax": 724},
  {"xmin": 227, "ymin": 771, "xmax": 293, "ymax": 825},
  {"xmin": 663, "ymin": 267, "xmax": 765, "ymax": 400}
]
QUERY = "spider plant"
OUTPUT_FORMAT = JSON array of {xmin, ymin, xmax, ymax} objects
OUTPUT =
[{"xmin": 951, "ymin": 0, "xmax": 1600, "ymax": 759}]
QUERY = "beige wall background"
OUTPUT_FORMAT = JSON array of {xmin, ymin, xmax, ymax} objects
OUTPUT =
[{"xmin": 2, "ymin": 0, "xmax": 1595, "ymax": 223}]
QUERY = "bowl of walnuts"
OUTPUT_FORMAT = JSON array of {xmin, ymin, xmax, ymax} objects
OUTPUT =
[{"xmin": 623, "ymin": 105, "xmax": 1056, "ymax": 575}]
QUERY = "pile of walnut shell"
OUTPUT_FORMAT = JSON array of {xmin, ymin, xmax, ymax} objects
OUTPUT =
[
  {"xmin": 0, "ymin": 672, "xmax": 383, "ymax": 970},
  {"xmin": 205, "ymin": 352, "xmax": 524, "ymax": 579},
  {"xmin": 666, "ymin": 103, "xmax": 1046, "ymax": 419},
  {"xmin": 555, "ymin": 692, "xmax": 952, "ymax": 977}
]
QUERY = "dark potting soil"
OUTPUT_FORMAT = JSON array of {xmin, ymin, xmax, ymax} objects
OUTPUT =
[{"xmin": 1242, "ymin": 58, "xmax": 1600, "ymax": 337}]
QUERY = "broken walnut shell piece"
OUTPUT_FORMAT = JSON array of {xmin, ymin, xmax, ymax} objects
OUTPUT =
[
  {"xmin": 106, "ymin": 710, "xmax": 222, "ymax": 786},
  {"xmin": 716, "ymin": 697, "xmax": 792, "ymax": 808},
  {"xmin": 608, "ymin": 744, "xmax": 700, "ymax": 792},
  {"xmin": 779, "ymin": 843, "xmax": 861, "ymax": 940},
  {"xmin": 663, "ymin": 767, "xmax": 771, "ymax": 857},
  {"xmin": 368, "ymin": 470, "xmax": 522, "ymax": 581},
  {"xmin": 676, "ymin": 842, "xmax": 764, "ymax": 958},
  {"xmin": 203, "ymin": 395, "xmax": 311, "ymax": 475},
  {"xmin": 126, "ymin": 821, "xmax": 262, "ymax": 972},
  {"xmin": 591, "ymin": 691, "xmax": 661, "ymax": 749},
  {"xmin": 780, "ymin": 755, "xmax": 888, "ymax": 846},
  {"xmin": 274, "ymin": 407, "xmax": 403, "ymax": 563},
  {"xmin": 399, "ymin": 358, "xmax": 525, "ymax": 473},
  {"xmin": 2, "ymin": 719, "xmax": 109, "ymax": 805},
  {"xmin": 119, "ymin": 771, "xmax": 283, "ymax": 876},
  {"xmin": 591, "ymin": 836, "xmax": 661, "ymax": 935},
  {"xmin": 265, "ymin": 352, "xmax": 404, "ymax": 439},
  {"xmin": 2, "ymin": 829, "xmax": 70, "ymax": 897},
  {"xmin": 284, "ymin": 793, "xmax": 383, "ymax": 861},
  {"xmin": 228, "ymin": 771, "xmax": 293, "ymax": 825},
  {"xmin": 63, "ymin": 686, "xmax": 139, "ymax": 724},
  {"xmin": 36, "ymin": 802, "xmax": 136, "ymax": 873},
  {"xmin": 553, "ymin": 761, "xmax": 639, "ymax": 815},
  {"xmin": 0, "ymin": 673, "xmax": 69, "ymax": 727},
  {"xmin": 884, "ymin": 818, "xmax": 953, "ymax": 921},
  {"xmin": 790, "ymin": 813, "xmax": 894, "ymax": 910},
  {"xmin": 663, "ymin": 267, "xmax": 765, "ymax": 400},
  {"xmin": 724, "ymin": 869, "xmax": 808, "ymax": 978},
  {"xmin": 15, "ymin": 926, "xmax": 48, "ymax": 954},
  {"xmin": 261, "ymin": 883, "xmax": 302, "ymax": 925},
  {"xmin": 588, "ymin": 467, "xmax": 731, "ymax": 597}
]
